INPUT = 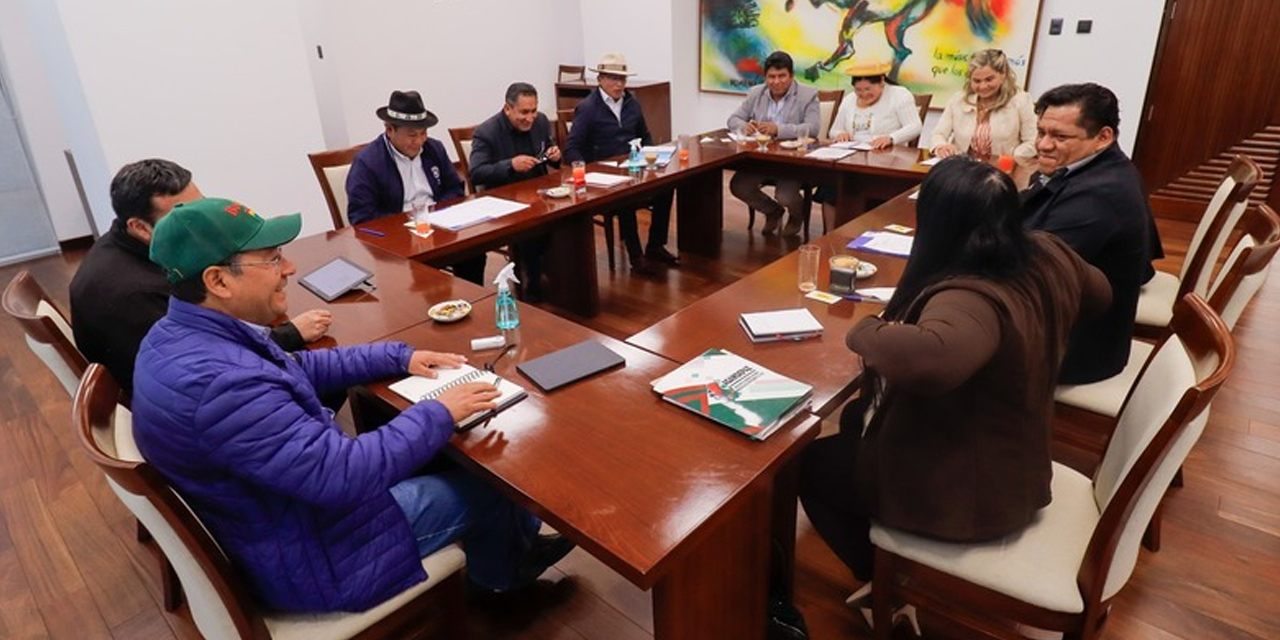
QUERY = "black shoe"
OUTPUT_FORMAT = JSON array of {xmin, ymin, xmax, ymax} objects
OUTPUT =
[
  {"xmin": 760, "ymin": 212, "xmax": 783, "ymax": 235},
  {"xmin": 511, "ymin": 534, "xmax": 575, "ymax": 590},
  {"xmin": 645, "ymin": 246, "xmax": 680, "ymax": 267},
  {"xmin": 631, "ymin": 258, "xmax": 661, "ymax": 276}
]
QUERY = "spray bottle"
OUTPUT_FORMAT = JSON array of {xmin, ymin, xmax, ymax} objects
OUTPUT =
[
  {"xmin": 494, "ymin": 262, "xmax": 520, "ymax": 330},
  {"xmin": 627, "ymin": 138, "xmax": 642, "ymax": 172}
]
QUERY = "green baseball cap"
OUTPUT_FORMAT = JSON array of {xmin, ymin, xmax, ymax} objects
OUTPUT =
[{"xmin": 149, "ymin": 197, "xmax": 302, "ymax": 282}]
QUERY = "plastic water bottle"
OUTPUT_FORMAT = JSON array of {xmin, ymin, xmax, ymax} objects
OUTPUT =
[{"xmin": 494, "ymin": 263, "xmax": 520, "ymax": 330}]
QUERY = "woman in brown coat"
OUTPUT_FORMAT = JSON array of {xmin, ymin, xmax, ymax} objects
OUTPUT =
[{"xmin": 799, "ymin": 157, "xmax": 1111, "ymax": 584}]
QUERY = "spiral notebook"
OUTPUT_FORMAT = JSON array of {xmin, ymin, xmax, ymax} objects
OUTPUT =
[{"xmin": 389, "ymin": 365, "xmax": 527, "ymax": 431}]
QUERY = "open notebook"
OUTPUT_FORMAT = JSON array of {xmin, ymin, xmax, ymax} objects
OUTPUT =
[{"xmin": 389, "ymin": 365, "xmax": 527, "ymax": 431}]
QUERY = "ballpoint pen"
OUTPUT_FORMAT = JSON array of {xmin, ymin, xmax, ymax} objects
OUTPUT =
[{"xmin": 356, "ymin": 227, "xmax": 385, "ymax": 237}]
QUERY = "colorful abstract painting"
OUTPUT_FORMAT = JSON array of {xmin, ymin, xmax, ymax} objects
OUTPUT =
[{"xmin": 700, "ymin": 0, "xmax": 1043, "ymax": 101}]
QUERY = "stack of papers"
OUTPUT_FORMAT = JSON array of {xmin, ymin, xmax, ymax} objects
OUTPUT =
[
  {"xmin": 805, "ymin": 147, "xmax": 856, "ymax": 160},
  {"xmin": 830, "ymin": 140, "xmax": 875, "ymax": 151},
  {"xmin": 430, "ymin": 196, "xmax": 528, "ymax": 231},
  {"xmin": 584, "ymin": 172, "xmax": 634, "ymax": 188},
  {"xmin": 738, "ymin": 308, "xmax": 823, "ymax": 343},
  {"xmin": 847, "ymin": 231, "xmax": 914, "ymax": 257}
]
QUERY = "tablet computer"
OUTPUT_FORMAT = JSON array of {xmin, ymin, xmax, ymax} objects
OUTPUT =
[{"xmin": 298, "ymin": 257, "xmax": 374, "ymax": 302}]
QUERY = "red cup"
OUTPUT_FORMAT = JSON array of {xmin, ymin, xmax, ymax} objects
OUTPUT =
[{"xmin": 997, "ymin": 155, "xmax": 1014, "ymax": 173}]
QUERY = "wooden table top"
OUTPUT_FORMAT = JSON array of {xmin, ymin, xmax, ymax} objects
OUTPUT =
[
  {"xmin": 284, "ymin": 229, "xmax": 490, "ymax": 347},
  {"xmin": 351, "ymin": 141, "xmax": 741, "ymax": 263},
  {"xmin": 367, "ymin": 295, "xmax": 820, "ymax": 588},
  {"xmin": 626, "ymin": 193, "xmax": 918, "ymax": 417}
]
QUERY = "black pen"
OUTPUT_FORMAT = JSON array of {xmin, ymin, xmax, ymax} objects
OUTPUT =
[{"xmin": 357, "ymin": 227, "xmax": 385, "ymax": 237}]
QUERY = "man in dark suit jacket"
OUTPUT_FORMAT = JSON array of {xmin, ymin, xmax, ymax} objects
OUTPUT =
[
  {"xmin": 470, "ymin": 82, "xmax": 561, "ymax": 299},
  {"xmin": 346, "ymin": 90, "xmax": 485, "ymax": 284},
  {"xmin": 564, "ymin": 53, "xmax": 678, "ymax": 276},
  {"xmin": 1022, "ymin": 83, "xmax": 1164, "ymax": 384}
]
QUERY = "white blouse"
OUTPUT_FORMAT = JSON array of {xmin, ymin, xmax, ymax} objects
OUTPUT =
[{"xmin": 829, "ymin": 84, "xmax": 923, "ymax": 145}]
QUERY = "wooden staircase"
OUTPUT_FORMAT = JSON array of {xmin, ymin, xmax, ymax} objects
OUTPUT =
[{"xmin": 1151, "ymin": 125, "xmax": 1278, "ymax": 220}]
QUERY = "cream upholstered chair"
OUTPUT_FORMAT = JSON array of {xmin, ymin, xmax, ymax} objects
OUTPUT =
[
  {"xmin": 1056, "ymin": 203, "xmax": 1280, "ymax": 420},
  {"xmin": 557, "ymin": 64, "xmax": 586, "ymax": 83},
  {"xmin": 816, "ymin": 89, "xmax": 844, "ymax": 141},
  {"xmin": 906, "ymin": 93, "xmax": 932, "ymax": 147},
  {"xmin": 75, "ymin": 364, "xmax": 468, "ymax": 640},
  {"xmin": 1135, "ymin": 155, "xmax": 1261, "ymax": 334},
  {"xmin": 307, "ymin": 143, "xmax": 369, "ymax": 230},
  {"xmin": 448, "ymin": 125, "xmax": 478, "ymax": 195},
  {"xmin": 868, "ymin": 294, "xmax": 1234, "ymax": 640},
  {"xmin": 3, "ymin": 270, "xmax": 87, "ymax": 396}
]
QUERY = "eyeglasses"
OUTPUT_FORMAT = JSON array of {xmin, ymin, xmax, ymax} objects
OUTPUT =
[
  {"xmin": 483, "ymin": 343, "xmax": 518, "ymax": 373},
  {"xmin": 226, "ymin": 251, "xmax": 285, "ymax": 271}
]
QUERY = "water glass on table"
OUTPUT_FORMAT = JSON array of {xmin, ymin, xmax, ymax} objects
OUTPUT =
[
  {"xmin": 408, "ymin": 198, "xmax": 431, "ymax": 237},
  {"xmin": 797, "ymin": 244, "xmax": 821, "ymax": 292},
  {"xmin": 571, "ymin": 161, "xmax": 586, "ymax": 193}
]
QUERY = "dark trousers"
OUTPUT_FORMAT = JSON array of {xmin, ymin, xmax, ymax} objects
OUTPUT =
[
  {"xmin": 617, "ymin": 189, "xmax": 674, "ymax": 264},
  {"xmin": 797, "ymin": 421, "xmax": 873, "ymax": 582},
  {"xmin": 449, "ymin": 255, "xmax": 487, "ymax": 286}
]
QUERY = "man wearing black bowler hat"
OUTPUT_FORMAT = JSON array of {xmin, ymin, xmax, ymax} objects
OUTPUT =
[{"xmin": 347, "ymin": 90, "xmax": 486, "ymax": 285}]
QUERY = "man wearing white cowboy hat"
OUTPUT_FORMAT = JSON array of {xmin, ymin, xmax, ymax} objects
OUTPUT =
[
  {"xmin": 347, "ymin": 90, "xmax": 485, "ymax": 284},
  {"xmin": 564, "ymin": 53, "xmax": 679, "ymax": 275}
]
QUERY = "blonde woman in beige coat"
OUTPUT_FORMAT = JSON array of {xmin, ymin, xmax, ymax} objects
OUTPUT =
[{"xmin": 930, "ymin": 50, "xmax": 1037, "ymax": 162}]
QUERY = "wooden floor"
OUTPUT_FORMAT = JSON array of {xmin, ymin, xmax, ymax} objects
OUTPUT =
[{"xmin": 2, "ymin": 181, "xmax": 1279, "ymax": 639}]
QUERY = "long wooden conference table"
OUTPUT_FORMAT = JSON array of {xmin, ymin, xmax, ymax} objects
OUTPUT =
[
  {"xmin": 353, "ymin": 134, "xmax": 932, "ymax": 317},
  {"xmin": 284, "ymin": 139, "xmax": 939, "ymax": 639}
]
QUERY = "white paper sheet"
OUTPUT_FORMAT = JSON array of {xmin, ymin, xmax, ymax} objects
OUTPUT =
[
  {"xmin": 919, "ymin": 156, "xmax": 943, "ymax": 166},
  {"xmin": 804, "ymin": 147, "xmax": 856, "ymax": 160},
  {"xmin": 584, "ymin": 172, "xmax": 634, "ymax": 188},
  {"xmin": 430, "ymin": 196, "xmax": 528, "ymax": 231},
  {"xmin": 830, "ymin": 141, "xmax": 874, "ymax": 151}
]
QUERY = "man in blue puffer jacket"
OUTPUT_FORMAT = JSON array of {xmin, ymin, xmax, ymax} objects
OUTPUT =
[{"xmin": 132, "ymin": 197, "xmax": 572, "ymax": 613}]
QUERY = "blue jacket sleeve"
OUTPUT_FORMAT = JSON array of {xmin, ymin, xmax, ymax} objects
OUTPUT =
[
  {"xmin": 192, "ymin": 365, "xmax": 456, "ymax": 510},
  {"xmin": 297, "ymin": 341, "xmax": 412, "ymax": 395},
  {"xmin": 564, "ymin": 103, "xmax": 591, "ymax": 163},
  {"xmin": 345, "ymin": 154, "xmax": 380, "ymax": 225}
]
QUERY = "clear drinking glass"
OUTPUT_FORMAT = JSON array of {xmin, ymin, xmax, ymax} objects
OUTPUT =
[
  {"xmin": 409, "ymin": 198, "xmax": 431, "ymax": 236},
  {"xmin": 797, "ymin": 244, "xmax": 821, "ymax": 292}
]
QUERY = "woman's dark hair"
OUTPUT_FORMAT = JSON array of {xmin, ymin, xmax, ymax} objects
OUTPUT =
[
  {"xmin": 882, "ymin": 156, "xmax": 1033, "ymax": 319},
  {"xmin": 849, "ymin": 73, "xmax": 895, "ymax": 86}
]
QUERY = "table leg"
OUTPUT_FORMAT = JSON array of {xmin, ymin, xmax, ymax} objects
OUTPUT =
[
  {"xmin": 543, "ymin": 214, "xmax": 600, "ymax": 316},
  {"xmin": 676, "ymin": 169, "xmax": 723, "ymax": 258},
  {"xmin": 652, "ymin": 480, "xmax": 771, "ymax": 640}
]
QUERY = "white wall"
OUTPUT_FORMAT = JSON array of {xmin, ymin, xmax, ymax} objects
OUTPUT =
[
  {"xmin": 43, "ymin": 0, "xmax": 332, "ymax": 236},
  {"xmin": 1027, "ymin": 0, "xmax": 1165, "ymax": 152},
  {"xmin": 0, "ymin": 0, "xmax": 86, "ymax": 240},
  {"xmin": 581, "ymin": 0, "xmax": 674, "ymax": 88},
  {"xmin": 319, "ymin": 0, "xmax": 584, "ymax": 159}
]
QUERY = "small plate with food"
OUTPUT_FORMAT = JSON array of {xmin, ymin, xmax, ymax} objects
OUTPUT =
[
  {"xmin": 428, "ymin": 299, "xmax": 472, "ymax": 323},
  {"xmin": 542, "ymin": 185, "xmax": 572, "ymax": 198},
  {"xmin": 855, "ymin": 261, "xmax": 878, "ymax": 279},
  {"xmin": 779, "ymin": 140, "xmax": 805, "ymax": 150}
]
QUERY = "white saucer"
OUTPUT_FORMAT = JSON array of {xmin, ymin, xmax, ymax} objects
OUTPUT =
[
  {"xmin": 543, "ymin": 185, "xmax": 572, "ymax": 198},
  {"xmin": 855, "ymin": 261, "xmax": 878, "ymax": 279},
  {"xmin": 779, "ymin": 140, "xmax": 804, "ymax": 149},
  {"xmin": 428, "ymin": 299, "xmax": 472, "ymax": 323}
]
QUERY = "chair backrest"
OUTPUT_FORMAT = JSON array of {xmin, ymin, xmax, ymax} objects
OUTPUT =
[
  {"xmin": 816, "ymin": 89, "xmax": 844, "ymax": 140},
  {"xmin": 4, "ymin": 270, "xmax": 88, "ymax": 396},
  {"xmin": 913, "ymin": 92, "xmax": 932, "ymax": 123},
  {"xmin": 557, "ymin": 64, "xmax": 586, "ymax": 83},
  {"xmin": 556, "ymin": 108, "xmax": 575, "ymax": 150},
  {"xmin": 1083, "ymin": 294, "xmax": 1233, "ymax": 605},
  {"xmin": 447, "ymin": 125, "xmax": 478, "ymax": 195},
  {"xmin": 1206, "ymin": 204, "xmax": 1280, "ymax": 329},
  {"xmin": 75, "ymin": 364, "xmax": 273, "ymax": 639},
  {"xmin": 307, "ymin": 143, "xmax": 368, "ymax": 230},
  {"xmin": 907, "ymin": 93, "xmax": 932, "ymax": 147},
  {"xmin": 1178, "ymin": 155, "xmax": 1262, "ymax": 298}
]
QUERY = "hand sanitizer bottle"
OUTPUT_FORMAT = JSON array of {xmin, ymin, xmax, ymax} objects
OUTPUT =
[
  {"xmin": 494, "ymin": 263, "xmax": 520, "ymax": 330},
  {"xmin": 628, "ymin": 138, "xmax": 642, "ymax": 173}
]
